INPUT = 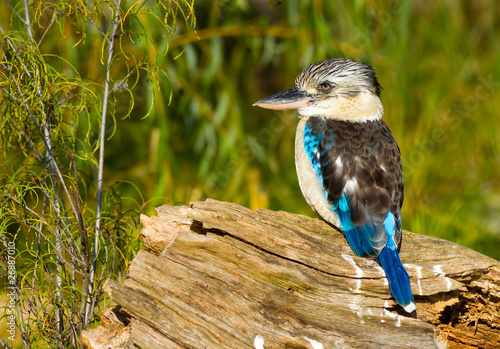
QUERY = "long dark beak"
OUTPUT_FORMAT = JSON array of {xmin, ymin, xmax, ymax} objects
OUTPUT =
[{"xmin": 253, "ymin": 88, "xmax": 313, "ymax": 110}]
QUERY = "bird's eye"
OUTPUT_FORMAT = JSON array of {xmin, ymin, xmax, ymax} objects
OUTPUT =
[{"xmin": 319, "ymin": 82, "xmax": 334, "ymax": 92}]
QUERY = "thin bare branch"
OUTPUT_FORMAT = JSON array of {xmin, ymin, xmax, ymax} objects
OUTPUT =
[
  {"xmin": 37, "ymin": 13, "xmax": 57, "ymax": 46},
  {"xmin": 87, "ymin": 16, "xmax": 108, "ymax": 39},
  {"xmin": 110, "ymin": 66, "xmax": 136, "ymax": 93},
  {"xmin": 23, "ymin": 0, "xmax": 32, "ymax": 36},
  {"xmin": 84, "ymin": 0, "xmax": 123, "ymax": 327}
]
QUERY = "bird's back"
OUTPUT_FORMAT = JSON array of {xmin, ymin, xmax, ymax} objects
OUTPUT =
[{"xmin": 296, "ymin": 115, "xmax": 404, "ymax": 257}]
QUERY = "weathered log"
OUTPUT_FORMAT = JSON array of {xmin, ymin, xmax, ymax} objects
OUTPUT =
[{"xmin": 82, "ymin": 199, "xmax": 500, "ymax": 349}]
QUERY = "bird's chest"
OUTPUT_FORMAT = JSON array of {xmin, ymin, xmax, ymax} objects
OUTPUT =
[{"xmin": 295, "ymin": 116, "xmax": 341, "ymax": 228}]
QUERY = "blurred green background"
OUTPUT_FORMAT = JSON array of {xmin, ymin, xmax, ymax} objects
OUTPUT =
[
  {"xmin": 3, "ymin": 0, "xmax": 500, "ymax": 257},
  {"xmin": 130, "ymin": 0, "xmax": 500, "ymax": 259}
]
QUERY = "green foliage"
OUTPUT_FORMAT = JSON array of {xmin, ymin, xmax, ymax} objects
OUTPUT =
[
  {"xmin": 1, "ymin": 0, "xmax": 500, "ymax": 347},
  {"xmin": 0, "ymin": 0, "xmax": 195, "ymax": 347}
]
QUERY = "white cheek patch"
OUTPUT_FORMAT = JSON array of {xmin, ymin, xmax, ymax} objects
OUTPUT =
[
  {"xmin": 298, "ymin": 91, "xmax": 384, "ymax": 122},
  {"xmin": 298, "ymin": 105, "xmax": 327, "ymax": 117}
]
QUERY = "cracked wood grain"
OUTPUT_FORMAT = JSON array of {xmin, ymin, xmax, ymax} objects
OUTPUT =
[{"xmin": 82, "ymin": 199, "xmax": 500, "ymax": 349}]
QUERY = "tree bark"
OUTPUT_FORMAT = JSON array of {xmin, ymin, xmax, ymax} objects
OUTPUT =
[{"xmin": 82, "ymin": 199, "xmax": 500, "ymax": 349}]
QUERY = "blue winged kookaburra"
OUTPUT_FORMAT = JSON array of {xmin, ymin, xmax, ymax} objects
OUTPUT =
[{"xmin": 253, "ymin": 58, "xmax": 415, "ymax": 313}]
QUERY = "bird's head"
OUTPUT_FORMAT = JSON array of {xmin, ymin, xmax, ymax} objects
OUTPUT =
[{"xmin": 253, "ymin": 58, "xmax": 384, "ymax": 122}]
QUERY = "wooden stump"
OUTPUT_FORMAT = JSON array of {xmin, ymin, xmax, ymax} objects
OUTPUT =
[{"xmin": 82, "ymin": 199, "xmax": 500, "ymax": 348}]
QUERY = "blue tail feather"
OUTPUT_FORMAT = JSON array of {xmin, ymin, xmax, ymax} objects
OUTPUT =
[
  {"xmin": 343, "ymin": 226, "xmax": 378, "ymax": 257},
  {"xmin": 378, "ymin": 246, "xmax": 415, "ymax": 312}
]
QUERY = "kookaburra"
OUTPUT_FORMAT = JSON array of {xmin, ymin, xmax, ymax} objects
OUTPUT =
[{"xmin": 253, "ymin": 58, "xmax": 415, "ymax": 313}]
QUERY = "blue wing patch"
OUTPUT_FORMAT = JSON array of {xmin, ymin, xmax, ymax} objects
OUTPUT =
[
  {"xmin": 335, "ymin": 193, "xmax": 385, "ymax": 258},
  {"xmin": 303, "ymin": 118, "xmax": 326, "ymax": 183}
]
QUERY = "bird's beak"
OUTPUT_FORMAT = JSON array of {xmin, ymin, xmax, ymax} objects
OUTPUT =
[{"xmin": 253, "ymin": 88, "xmax": 313, "ymax": 110}]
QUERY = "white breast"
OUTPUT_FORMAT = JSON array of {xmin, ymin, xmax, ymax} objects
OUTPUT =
[{"xmin": 295, "ymin": 117, "xmax": 341, "ymax": 229}]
